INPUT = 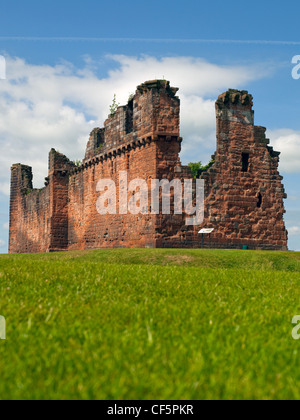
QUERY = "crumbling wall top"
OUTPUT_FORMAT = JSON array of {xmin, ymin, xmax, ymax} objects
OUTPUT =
[
  {"xmin": 84, "ymin": 79, "xmax": 180, "ymax": 161},
  {"xmin": 216, "ymin": 89, "xmax": 253, "ymax": 109},
  {"xmin": 216, "ymin": 89, "xmax": 254, "ymax": 126},
  {"xmin": 136, "ymin": 80, "xmax": 179, "ymax": 98},
  {"xmin": 11, "ymin": 164, "xmax": 33, "ymax": 192},
  {"xmin": 49, "ymin": 149, "xmax": 75, "ymax": 175}
]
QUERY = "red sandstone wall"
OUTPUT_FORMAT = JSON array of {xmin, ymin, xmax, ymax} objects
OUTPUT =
[
  {"xmin": 160, "ymin": 90, "xmax": 288, "ymax": 250},
  {"xmin": 66, "ymin": 80, "xmax": 181, "ymax": 251},
  {"xmin": 68, "ymin": 141, "xmax": 158, "ymax": 250},
  {"xmin": 135, "ymin": 80, "xmax": 180, "ymax": 138},
  {"xmin": 9, "ymin": 81, "xmax": 288, "ymax": 253},
  {"xmin": 9, "ymin": 150, "xmax": 75, "ymax": 254},
  {"xmin": 9, "ymin": 165, "xmax": 51, "ymax": 253},
  {"xmin": 84, "ymin": 80, "xmax": 180, "ymax": 161},
  {"xmin": 48, "ymin": 149, "xmax": 75, "ymax": 251}
]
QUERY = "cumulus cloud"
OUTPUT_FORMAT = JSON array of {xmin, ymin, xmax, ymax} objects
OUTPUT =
[
  {"xmin": 105, "ymin": 55, "xmax": 269, "ymax": 98},
  {"xmin": 180, "ymin": 96, "xmax": 216, "ymax": 164},
  {"xmin": 285, "ymin": 210, "xmax": 300, "ymax": 250},
  {"xmin": 267, "ymin": 129, "xmax": 300, "ymax": 174},
  {"xmin": 288, "ymin": 226, "xmax": 300, "ymax": 236},
  {"xmin": 0, "ymin": 54, "xmax": 271, "ymax": 192}
]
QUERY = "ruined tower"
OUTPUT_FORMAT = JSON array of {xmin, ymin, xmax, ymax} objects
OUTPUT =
[
  {"xmin": 196, "ymin": 90, "xmax": 288, "ymax": 250},
  {"xmin": 9, "ymin": 80, "xmax": 288, "ymax": 253}
]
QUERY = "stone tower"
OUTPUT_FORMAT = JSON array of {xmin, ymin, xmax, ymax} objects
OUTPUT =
[
  {"xmin": 9, "ymin": 81, "xmax": 288, "ymax": 253},
  {"xmin": 196, "ymin": 89, "xmax": 288, "ymax": 250}
]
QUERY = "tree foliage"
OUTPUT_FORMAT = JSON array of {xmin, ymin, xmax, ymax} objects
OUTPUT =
[{"xmin": 188, "ymin": 159, "xmax": 214, "ymax": 179}]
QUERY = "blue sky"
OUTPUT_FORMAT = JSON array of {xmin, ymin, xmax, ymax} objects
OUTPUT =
[{"xmin": 0, "ymin": 0, "xmax": 300, "ymax": 251}]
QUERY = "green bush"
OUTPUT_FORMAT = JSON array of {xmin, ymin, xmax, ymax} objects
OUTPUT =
[{"xmin": 188, "ymin": 159, "xmax": 214, "ymax": 179}]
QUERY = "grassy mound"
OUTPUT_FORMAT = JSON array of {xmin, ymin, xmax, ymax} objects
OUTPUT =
[{"xmin": 0, "ymin": 249, "xmax": 299, "ymax": 400}]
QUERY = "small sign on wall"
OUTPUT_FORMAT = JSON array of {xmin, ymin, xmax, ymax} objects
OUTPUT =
[
  {"xmin": 199, "ymin": 228, "xmax": 214, "ymax": 249},
  {"xmin": 199, "ymin": 228, "xmax": 214, "ymax": 234}
]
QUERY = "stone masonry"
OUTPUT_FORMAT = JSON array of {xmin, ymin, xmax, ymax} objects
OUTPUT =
[{"xmin": 9, "ymin": 80, "xmax": 288, "ymax": 253}]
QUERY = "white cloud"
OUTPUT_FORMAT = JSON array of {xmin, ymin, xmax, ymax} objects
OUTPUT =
[
  {"xmin": 105, "ymin": 55, "xmax": 269, "ymax": 98},
  {"xmin": 0, "ymin": 239, "xmax": 5, "ymax": 248},
  {"xmin": 2, "ymin": 222, "xmax": 9, "ymax": 230},
  {"xmin": 180, "ymin": 96, "xmax": 216, "ymax": 163},
  {"xmin": 285, "ymin": 211, "xmax": 300, "ymax": 250},
  {"xmin": 267, "ymin": 129, "xmax": 300, "ymax": 174},
  {"xmin": 0, "ymin": 54, "xmax": 270, "ymax": 192},
  {"xmin": 288, "ymin": 226, "xmax": 300, "ymax": 236},
  {"xmin": 0, "ymin": 182, "xmax": 10, "ymax": 196}
]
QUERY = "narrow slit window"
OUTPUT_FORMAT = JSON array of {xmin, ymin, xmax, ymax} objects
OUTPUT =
[
  {"xmin": 257, "ymin": 192, "xmax": 262, "ymax": 208},
  {"xmin": 242, "ymin": 153, "xmax": 250, "ymax": 172},
  {"xmin": 126, "ymin": 100, "xmax": 134, "ymax": 134}
]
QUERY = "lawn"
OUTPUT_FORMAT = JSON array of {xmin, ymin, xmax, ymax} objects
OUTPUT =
[{"xmin": 0, "ymin": 248, "xmax": 300, "ymax": 400}]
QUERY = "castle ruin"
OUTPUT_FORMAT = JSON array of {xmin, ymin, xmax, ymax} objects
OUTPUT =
[{"xmin": 9, "ymin": 80, "xmax": 288, "ymax": 253}]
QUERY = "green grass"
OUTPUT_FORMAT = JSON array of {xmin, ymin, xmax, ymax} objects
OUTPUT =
[{"xmin": 0, "ymin": 248, "xmax": 300, "ymax": 400}]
